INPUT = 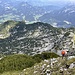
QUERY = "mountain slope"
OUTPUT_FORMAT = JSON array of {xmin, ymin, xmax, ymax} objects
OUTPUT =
[
  {"xmin": 0, "ymin": 21, "xmax": 61, "ymax": 55},
  {"xmin": 0, "ymin": 21, "xmax": 75, "ymax": 55},
  {"xmin": 39, "ymin": 4, "xmax": 75, "ymax": 27},
  {"xmin": 21, "ymin": 56, "xmax": 75, "ymax": 75}
]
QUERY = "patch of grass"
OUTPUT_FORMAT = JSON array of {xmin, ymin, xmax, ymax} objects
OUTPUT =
[{"xmin": 0, "ymin": 71, "xmax": 21, "ymax": 75}]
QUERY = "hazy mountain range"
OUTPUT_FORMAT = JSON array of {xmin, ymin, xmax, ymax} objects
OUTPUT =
[{"xmin": 0, "ymin": 0, "xmax": 75, "ymax": 27}]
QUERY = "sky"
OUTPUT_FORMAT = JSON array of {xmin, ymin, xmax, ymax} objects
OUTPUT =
[
  {"xmin": 25, "ymin": 0, "xmax": 74, "ymax": 1},
  {"xmin": 16, "ymin": 0, "xmax": 75, "ymax": 4},
  {"xmin": 16, "ymin": 0, "xmax": 75, "ymax": 6},
  {"xmin": 23, "ymin": 0, "xmax": 75, "ymax": 2},
  {"xmin": 17, "ymin": 0, "xmax": 75, "ymax": 2},
  {"xmin": 35, "ymin": 0, "xmax": 75, "ymax": 3}
]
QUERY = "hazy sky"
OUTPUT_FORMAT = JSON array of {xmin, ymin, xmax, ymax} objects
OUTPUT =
[
  {"xmin": 17, "ymin": 0, "xmax": 75, "ymax": 2},
  {"xmin": 25, "ymin": 0, "xmax": 75, "ymax": 2},
  {"xmin": 17, "ymin": 0, "xmax": 75, "ymax": 4},
  {"xmin": 37, "ymin": 0, "xmax": 75, "ymax": 3},
  {"xmin": 31, "ymin": 0, "xmax": 73, "ymax": 1},
  {"xmin": 23, "ymin": 0, "xmax": 75, "ymax": 4},
  {"xmin": 16, "ymin": 0, "xmax": 75, "ymax": 6},
  {"xmin": 22, "ymin": 0, "xmax": 75, "ymax": 6}
]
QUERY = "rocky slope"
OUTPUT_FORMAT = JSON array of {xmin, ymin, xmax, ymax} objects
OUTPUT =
[
  {"xmin": 0, "ymin": 21, "xmax": 60, "ymax": 55},
  {"xmin": 0, "ymin": 21, "xmax": 75, "ymax": 55},
  {"xmin": 20, "ymin": 56, "xmax": 75, "ymax": 75}
]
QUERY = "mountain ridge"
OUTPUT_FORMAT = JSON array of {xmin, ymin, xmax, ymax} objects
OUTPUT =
[{"xmin": 0, "ymin": 21, "xmax": 75, "ymax": 56}]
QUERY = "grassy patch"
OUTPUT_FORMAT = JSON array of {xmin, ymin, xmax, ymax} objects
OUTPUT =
[{"xmin": 0, "ymin": 71, "xmax": 21, "ymax": 75}]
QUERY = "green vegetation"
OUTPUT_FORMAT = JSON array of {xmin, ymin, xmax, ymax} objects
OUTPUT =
[
  {"xmin": 0, "ymin": 71, "xmax": 21, "ymax": 75},
  {"xmin": 0, "ymin": 52, "xmax": 75, "ymax": 75},
  {"xmin": 0, "ymin": 52, "xmax": 59, "ymax": 73},
  {"xmin": 33, "ymin": 52, "xmax": 59, "ymax": 62},
  {"xmin": 64, "ymin": 32, "xmax": 70, "ymax": 37},
  {"xmin": 0, "ymin": 54, "xmax": 35, "ymax": 73}
]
